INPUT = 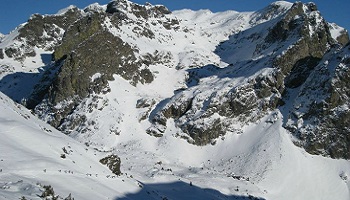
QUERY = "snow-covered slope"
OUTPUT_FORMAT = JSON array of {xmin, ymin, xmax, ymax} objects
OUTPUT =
[
  {"xmin": 0, "ymin": 92, "xmax": 143, "ymax": 199},
  {"xmin": 328, "ymin": 22, "xmax": 350, "ymax": 45},
  {"xmin": 1, "ymin": 1, "xmax": 350, "ymax": 199},
  {"xmin": 1, "ymin": 89, "xmax": 349, "ymax": 199}
]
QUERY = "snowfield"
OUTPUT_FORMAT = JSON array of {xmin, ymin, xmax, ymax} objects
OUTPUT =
[
  {"xmin": 1, "ymin": 88, "xmax": 349, "ymax": 199},
  {"xmin": 0, "ymin": 0, "xmax": 350, "ymax": 199}
]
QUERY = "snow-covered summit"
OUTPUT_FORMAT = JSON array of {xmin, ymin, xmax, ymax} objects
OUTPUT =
[
  {"xmin": 55, "ymin": 5, "xmax": 78, "ymax": 15},
  {"xmin": 328, "ymin": 22, "xmax": 350, "ymax": 45},
  {"xmin": 249, "ymin": 0, "xmax": 292, "ymax": 24},
  {"xmin": 83, "ymin": 2, "xmax": 107, "ymax": 13},
  {"xmin": 1, "ymin": 1, "xmax": 350, "ymax": 199}
]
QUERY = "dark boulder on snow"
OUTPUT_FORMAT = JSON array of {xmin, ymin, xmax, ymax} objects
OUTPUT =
[
  {"xmin": 0, "ymin": 49, "xmax": 4, "ymax": 59},
  {"xmin": 100, "ymin": 154, "xmax": 122, "ymax": 175}
]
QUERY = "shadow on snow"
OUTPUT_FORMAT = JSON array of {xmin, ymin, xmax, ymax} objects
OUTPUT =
[
  {"xmin": 0, "ymin": 53, "xmax": 55, "ymax": 104},
  {"xmin": 116, "ymin": 181, "xmax": 265, "ymax": 200}
]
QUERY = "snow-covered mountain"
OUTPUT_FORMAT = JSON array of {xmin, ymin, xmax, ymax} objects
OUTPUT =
[
  {"xmin": 0, "ymin": 92, "xmax": 142, "ymax": 199},
  {"xmin": 1, "ymin": 0, "xmax": 350, "ymax": 199}
]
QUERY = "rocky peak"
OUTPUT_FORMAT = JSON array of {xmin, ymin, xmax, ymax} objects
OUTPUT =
[
  {"xmin": 106, "ymin": 0, "xmax": 122, "ymax": 14},
  {"xmin": 30, "ymin": 10, "xmax": 154, "ymax": 129},
  {"xmin": 306, "ymin": 2, "xmax": 317, "ymax": 12},
  {"xmin": 106, "ymin": 0, "xmax": 171, "ymax": 18},
  {"xmin": 271, "ymin": 1, "xmax": 336, "ymax": 76},
  {"xmin": 84, "ymin": 3, "xmax": 106, "ymax": 13},
  {"xmin": 2, "ymin": 7, "xmax": 83, "ymax": 61},
  {"xmin": 265, "ymin": 3, "xmax": 350, "ymax": 159},
  {"xmin": 2, "ymin": 0, "xmax": 178, "ymax": 133},
  {"xmin": 266, "ymin": 1, "xmax": 330, "ymax": 43}
]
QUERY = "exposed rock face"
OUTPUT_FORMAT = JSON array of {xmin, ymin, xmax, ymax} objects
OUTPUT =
[
  {"xmin": 272, "ymin": 2, "xmax": 335, "ymax": 72},
  {"xmin": 11, "ymin": 0, "xmax": 180, "ymax": 132},
  {"xmin": 336, "ymin": 30, "xmax": 350, "ymax": 46},
  {"xmin": 286, "ymin": 44, "xmax": 350, "ymax": 159},
  {"xmin": 106, "ymin": 0, "xmax": 171, "ymax": 18},
  {"xmin": 18, "ymin": 8, "xmax": 82, "ymax": 49},
  {"xmin": 31, "ymin": 10, "xmax": 154, "ymax": 129},
  {"xmin": 0, "ymin": 49, "xmax": 4, "ymax": 59},
  {"xmin": 4, "ymin": 7, "xmax": 83, "ymax": 61}
]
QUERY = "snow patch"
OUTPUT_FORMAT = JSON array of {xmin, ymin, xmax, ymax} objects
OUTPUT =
[
  {"xmin": 55, "ymin": 5, "xmax": 77, "ymax": 16},
  {"xmin": 90, "ymin": 73, "xmax": 102, "ymax": 82},
  {"xmin": 328, "ymin": 22, "xmax": 347, "ymax": 40},
  {"xmin": 84, "ymin": 3, "xmax": 106, "ymax": 13}
]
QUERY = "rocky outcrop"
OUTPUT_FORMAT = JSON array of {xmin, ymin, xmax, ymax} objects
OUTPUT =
[
  {"xmin": 18, "ymin": 8, "xmax": 82, "ymax": 49},
  {"xmin": 335, "ymin": 30, "xmax": 350, "ymax": 46},
  {"xmin": 31, "ymin": 11, "xmax": 153, "ymax": 128},
  {"xmin": 100, "ymin": 154, "xmax": 122, "ymax": 175},
  {"xmin": 286, "ymin": 44, "xmax": 350, "ymax": 159},
  {"xmin": 268, "ymin": 3, "xmax": 350, "ymax": 159},
  {"xmin": 106, "ymin": 0, "xmax": 171, "ymax": 18},
  {"xmin": 9, "ymin": 0, "xmax": 182, "ymax": 132},
  {"xmin": 272, "ymin": 2, "xmax": 335, "ymax": 74},
  {"xmin": 4, "ymin": 7, "xmax": 83, "ymax": 61},
  {"xmin": 0, "ymin": 49, "xmax": 4, "ymax": 59}
]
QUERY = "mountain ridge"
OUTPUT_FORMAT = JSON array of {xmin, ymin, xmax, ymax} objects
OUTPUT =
[
  {"xmin": 1, "ymin": 1, "xmax": 350, "ymax": 199},
  {"xmin": 0, "ymin": 0, "xmax": 349, "ymax": 157}
]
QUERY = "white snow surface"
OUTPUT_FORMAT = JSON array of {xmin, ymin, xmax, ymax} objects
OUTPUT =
[
  {"xmin": 0, "ymin": 92, "xmax": 141, "ymax": 199},
  {"xmin": 0, "ymin": 33, "xmax": 5, "ymax": 41},
  {"xmin": 1, "ymin": 87, "xmax": 350, "ymax": 199},
  {"xmin": 329, "ymin": 22, "xmax": 348, "ymax": 40},
  {"xmin": 55, "ymin": 5, "xmax": 78, "ymax": 16},
  {"xmin": 1, "ymin": 1, "xmax": 350, "ymax": 199}
]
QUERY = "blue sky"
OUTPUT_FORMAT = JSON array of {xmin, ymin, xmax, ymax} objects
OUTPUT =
[{"xmin": 0, "ymin": 0, "xmax": 349, "ymax": 34}]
